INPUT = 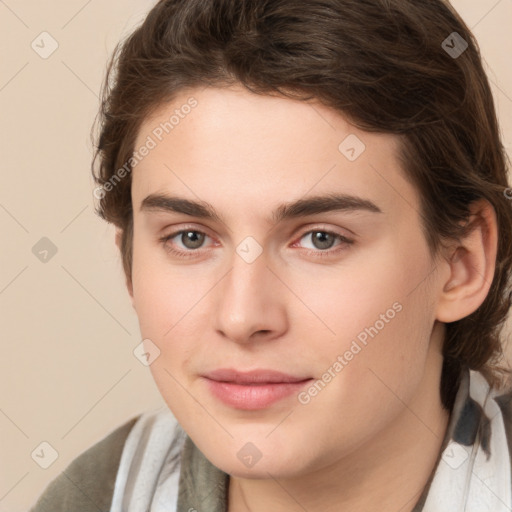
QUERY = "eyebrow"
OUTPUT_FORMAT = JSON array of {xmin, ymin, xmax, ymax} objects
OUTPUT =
[{"xmin": 140, "ymin": 192, "xmax": 382, "ymax": 225}]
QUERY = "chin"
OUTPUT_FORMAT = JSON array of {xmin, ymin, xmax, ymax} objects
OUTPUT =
[{"xmin": 204, "ymin": 442, "xmax": 309, "ymax": 480}]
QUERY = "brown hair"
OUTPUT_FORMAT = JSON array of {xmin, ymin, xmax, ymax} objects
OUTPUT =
[{"xmin": 92, "ymin": 0, "xmax": 512, "ymax": 410}]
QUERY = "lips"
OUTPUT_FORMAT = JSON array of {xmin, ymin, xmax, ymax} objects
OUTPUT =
[
  {"xmin": 201, "ymin": 368, "xmax": 313, "ymax": 410},
  {"xmin": 202, "ymin": 368, "xmax": 311, "ymax": 384}
]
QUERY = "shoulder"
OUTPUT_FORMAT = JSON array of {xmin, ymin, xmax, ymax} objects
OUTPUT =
[{"xmin": 28, "ymin": 414, "xmax": 141, "ymax": 512}]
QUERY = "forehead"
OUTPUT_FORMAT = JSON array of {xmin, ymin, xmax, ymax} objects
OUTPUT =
[
  {"xmin": 132, "ymin": 85, "xmax": 419, "ymax": 223},
  {"xmin": 136, "ymin": 84, "xmax": 398, "ymax": 159}
]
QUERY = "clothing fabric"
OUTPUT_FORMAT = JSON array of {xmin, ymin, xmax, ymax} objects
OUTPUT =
[
  {"xmin": 28, "ymin": 415, "xmax": 139, "ymax": 512},
  {"xmin": 29, "ymin": 367, "xmax": 512, "ymax": 512}
]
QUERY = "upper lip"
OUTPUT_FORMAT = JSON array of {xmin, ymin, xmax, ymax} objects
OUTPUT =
[{"xmin": 203, "ymin": 368, "xmax": 312, "ymax": 384}]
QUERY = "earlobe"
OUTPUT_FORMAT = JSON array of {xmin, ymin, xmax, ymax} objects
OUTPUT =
[{"xmin": 435, "ymin": 200, "xmax": 498, "ymax": 323}]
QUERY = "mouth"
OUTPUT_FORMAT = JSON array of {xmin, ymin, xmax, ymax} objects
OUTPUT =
[{"xmin": 201, "ymin": 368, "xmax": 313, "ymax": 410}]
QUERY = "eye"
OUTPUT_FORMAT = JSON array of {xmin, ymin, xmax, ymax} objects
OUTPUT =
[
  {"xmin": 293, "ymin": 229, "xmax": 354, "ymax": 258},
  {"xmin": 158, "ymin": 226, "xmax": 354, "ymax": 260},
  {"xmin": 159, "ymin": 229, "xmax": 213, "ymax": 258}
]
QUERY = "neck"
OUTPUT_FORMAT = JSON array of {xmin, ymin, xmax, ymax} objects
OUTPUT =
[{"xmin": 227, "ymin": 323, "xmax": 450, "ymax": 512}]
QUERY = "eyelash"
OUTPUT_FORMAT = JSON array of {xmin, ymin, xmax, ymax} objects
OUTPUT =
[{"xmin": 158, "ymin": 226, "xmax": 354, "ymax": 260}]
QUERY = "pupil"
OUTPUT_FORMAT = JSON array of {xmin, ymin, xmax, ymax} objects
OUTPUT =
[
  {"xmin": 184, "ymin": 231, "xmax": 203, "ymax": 249},
  {"xmin": 314, "ymin": 231, "xmax": 333, "ymax": 249}
]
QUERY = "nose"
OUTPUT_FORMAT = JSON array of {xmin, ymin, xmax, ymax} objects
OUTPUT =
[{"xmin": 213, "ymin": 246, "xmax": 288, "ymax": 345}]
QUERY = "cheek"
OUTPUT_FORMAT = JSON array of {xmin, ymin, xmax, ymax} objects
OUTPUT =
[
  {"xmin": 130, "ymin": 237, "xmax": 212, "ymax": 378},
  {"xmin": 131, "ymin": 231, "xmax": 192, "ymax": 331},
  {"xmin": 299, "ymin": 237, "xmax": 433, "ymax": 339},
  {"xmin": 297, "ymin": 236, "xmax": 436, "ymax": 391},
  {"xmin": 131, "ymin": 246, "xmax": 174, "ymax": 359}
]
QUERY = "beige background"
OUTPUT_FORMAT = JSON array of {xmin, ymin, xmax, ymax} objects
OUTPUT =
[{"xmin": 0, "ymin": 1, "xmax": 511, "ymax": 510}]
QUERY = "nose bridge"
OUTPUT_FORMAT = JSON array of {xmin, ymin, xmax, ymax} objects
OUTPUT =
[
  {"xmin": 223, "ymin": 244, "xmax": 271, "ymax": 318},
  {"xmin": 214, "ymin": 241, "xmax": 286, "ymax": 342}
]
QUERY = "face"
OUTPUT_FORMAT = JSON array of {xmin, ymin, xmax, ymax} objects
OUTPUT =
[{"xmin": 128, "ymin": 84, "xmax": 445, "ymax": 478}]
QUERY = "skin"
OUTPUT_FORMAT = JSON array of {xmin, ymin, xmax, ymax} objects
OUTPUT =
[{"xmin": 117, "ymin": 84, "xmax": 497, "ymax": 512}]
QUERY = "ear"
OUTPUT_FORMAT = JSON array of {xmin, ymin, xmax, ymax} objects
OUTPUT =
[
  {"xmin": 115, "ymin": 228, "xmax": 135, "ymax": 309},
  {"xmin": 435, "ymin": 199, "xmax": 498, "ymax": 323}
]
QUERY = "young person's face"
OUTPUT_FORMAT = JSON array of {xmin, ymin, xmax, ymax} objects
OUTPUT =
[{"xmin": 128, "ymin": 85, "xmax": 448, "ymax": 478}]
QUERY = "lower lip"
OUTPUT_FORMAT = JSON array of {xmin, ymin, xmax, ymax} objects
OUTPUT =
[{"xmin": 203, "ymin": 377, "xmax": 313, "ymax": 410}]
